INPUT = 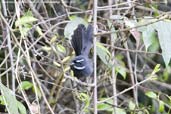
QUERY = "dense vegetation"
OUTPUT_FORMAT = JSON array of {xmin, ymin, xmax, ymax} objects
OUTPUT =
[{"xmin": 0, "ymin": 0, "xmax": 171, "ymax": 114}]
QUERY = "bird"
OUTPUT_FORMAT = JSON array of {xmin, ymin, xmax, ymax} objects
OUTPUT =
[{"xmin": 70, "ymin": 24, "xmax": 93, "ymax": 78}]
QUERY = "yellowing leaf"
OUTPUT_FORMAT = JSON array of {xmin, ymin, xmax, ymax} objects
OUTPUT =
[
  {"xmin": 15, "ymin": 16, "xmax": 37, "ymax": 27},
  {"xmin": 57, "ymin": 44, "xmax": 66, "ymax": 53},
  {"xmin": 62, "ymin": 56, "xmax": 71, "ymax": 63},
  {"xmin": 64, "ymin": 66, "xmax": 70, "ymax": 72},
  {"xmin": 42, "ymin": 46, "xmax": 51, "ymax": 51},
  {"xmin": 53, "ymin": 61, "xmax": 61, "ymax": 67},
  {"xmin": 36, "ymin": 26, "xmax": 43, "ymax": 36},
  {"xmin": 50, "ymin": 35, "xmax": 58, "ymax": 43}
]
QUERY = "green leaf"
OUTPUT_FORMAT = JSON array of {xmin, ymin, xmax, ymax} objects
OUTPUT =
[
  {"xmin": 97, "ymin": 103, "xmax": 113, "ymax": 112},
  {"xmin": 76, "ymin": 92, "xmax": 90, "ymax": 112},
  {"xmin": 139, "ymin": 19, "xmax": 171, "ymax": 66},
  {"xmin": 150, "ymin": 4, "xmax": 159, "ymax": 16},
  {"xmin": 141, "ymin": 25, "xmax": 157, "ymax": 51},
  {"xmin": 19, "ymin": 81, "xmax": 33, "ymax": 91},
  {"xmin": 0, "ymin": 95, "xmax": 5, "ymax": 105},
  {"xmin": 115, "ymin": 55, "xmax": 127, "ymax": 79},
  {"xmin": 152, "ymin": 64, "xmax": 160, "ymax": 75},
  {"xmin": 137, "ymin": 111, "xmax": 144, "ymax": 114},
  {"xmin": 154, "ymin": 64, "xmax": 160, "ymax": 73},
  {"xmin": 159, "ymin": 100, "xmax": 165, "ymax": 112},
  {"xmin": 145, "ymin": 91, "xmax": 157, "ymax": 99},
  {"xmin": 148, "ymin": 36, "xmax": 160, "ymax": 53},
  {"xmin": 0, "ymin": 83, "xmax": 19, "ymax": 114},
  {"xmin": 0, "ymin": 82, "xmax": 25, "ymax": 114},
  {"xmin": 152, "ymin": 21, "xmax": 171, "ymax": 66},
  {"xmin": 15, "ymin": 16, "xmax": 38, "ymax": 27},
  {"xmin": 138, "ymin": 19, "xmax": 159, "ymax": 52},
  {"xmin": 78, "ymin": 92, "xmax": 88, "ymax": 101},
  {"xmin": 98, "ymin": 98, "xmax": 126, "ymax": 114},
  {"xmin": 129, "ymin": 101, "xmax": 136, "ymax": 110},
  {"xmin": 115, "ymin": 108, "xmax": 126, "ymax": 114},
  {"xmin": 0, "ymin": 95, "xmax": 26, "ymax": 114},
  {"xmin": 20, "ymin": 25, "xmax": 32, "ymax": 37},
  {"xmin": 115, "ymin": 65, "xmax": 126, "ymax": 79},
  {"xmin": 15, "ymin": 11, "xmax": 37, "ymax": 37},
  {"xmin": 64, "ymin": 16, "xmax": 88, "ymax": 39},
  {"xmin": 17, "ymin": 101, "xmax": 27, "ymax": 114},
  {"xmin": 96, "ymin": 42, "xmax": 112, "ymax": 67},
  {"xmin": 97, "ymin": 98, "xmax": 113, "ymax": 111}
]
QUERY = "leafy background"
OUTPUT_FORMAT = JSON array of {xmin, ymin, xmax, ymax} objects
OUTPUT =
[{"xmin": 0, "ymin": 0, "xmax": 171, "ymax": 114}]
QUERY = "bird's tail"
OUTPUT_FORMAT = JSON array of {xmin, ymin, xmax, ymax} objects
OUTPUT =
[
  {"xmin": 82, "ymin": 24, "xmax": 93, "ymax": 56},
  {"xmin": 71, "ymin": 24, "xmax": 93, "ymax": 56},
  {"xmin": 71, "ymin": 24, "xmax": 85, "ymax": 56}
]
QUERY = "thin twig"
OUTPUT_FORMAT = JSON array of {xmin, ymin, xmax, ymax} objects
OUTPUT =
[
  {"xmin": 15, "ymin": 39, "xmax": 34, "ymax": 114},
  {"xmin": 123, "ymin": 34, "xmax": 137, "ymax": 106},
  {"xmin": 0, "ymin": 9, "xmax": 55, "ymax": 113},
  {"xmin": 128, "ymin": 0, "xmax": 139, "ymax": 106},
  {"xmin": 98, "ymin": 74, "xmax": 156, "ymax": 104},
  {"xmin": 93, "ymin": 0, "xmax": 98, "ymax": 113},
  {"xmin": 108, "ymin": 0, "xmax": 117, "ymax": 113},
  {"xmin": 102, "ymin": 43, "xmax": 162, "ymax": 55},
  {"xmin": 64, "ymin": 74, "xmax": 95, "ymax": 87},
  {"xmin": 2, "ymin": 0, "xmax": 15, "ymax": 92},
  {"xmin": 95, "ymin": 14, "xmax": 169, "ymax": 36}
]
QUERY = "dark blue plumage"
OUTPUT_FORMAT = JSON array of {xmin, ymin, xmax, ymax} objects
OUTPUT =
[{"xmin": 70, "ymin": 24, "xmax": 93, "ymax": 78}]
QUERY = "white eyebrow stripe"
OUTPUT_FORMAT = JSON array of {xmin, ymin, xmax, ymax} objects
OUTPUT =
[
  {"xmin": 76, "ymin": 59, "xmax": 84, "ymax": 63},
  {"xmin": 74, "ymin": 65, "xmax": 86, "ymax": 70}
]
